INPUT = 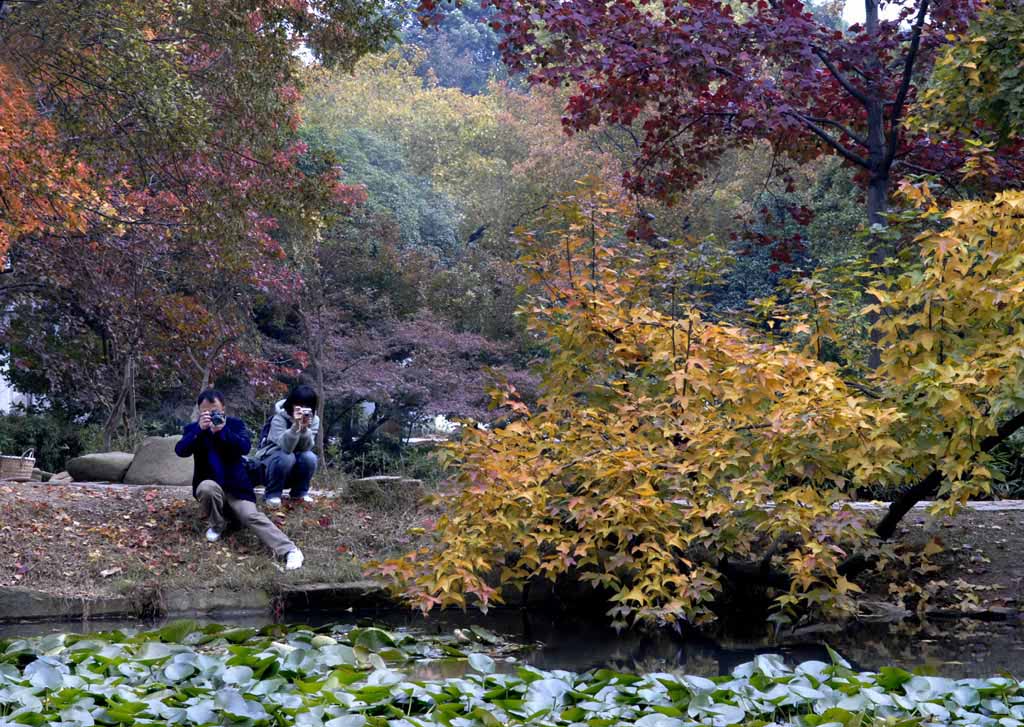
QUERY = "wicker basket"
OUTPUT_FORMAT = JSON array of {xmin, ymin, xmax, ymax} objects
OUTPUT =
[{"xmin": 0, "ymin": 449, "xmax": 35, "ymax": 482}]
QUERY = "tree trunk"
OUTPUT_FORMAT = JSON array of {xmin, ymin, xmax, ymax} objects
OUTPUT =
[
  {"xmin": 863, "ymin": 0, "xmax": 889, "ymax": 369},
  {"xmin": 315, "ymin": 355, "xmax": 326, "ymax": 464},
  {"xmin": 102, "ymin": 357, "xmax": 133, "ymax": 450},
  {"xmin": 866, "ymin": 172, "xmax": 888, "ymax": 228},
  {"xmin": 874, "ymin": 409, "xmax": 1024, "ymax": 539},
  {"xmin": 125, "ymin": 355, "xmax": 137, "ymax": 446},
  {"xmin": 865, "ymin": 170, "xmax": 889, "ymax": 369}
]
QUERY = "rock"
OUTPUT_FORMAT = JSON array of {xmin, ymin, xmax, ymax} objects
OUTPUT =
[
  {"xmin": 123, "ymin": 436, "xmax": 193, "ymax": 487},
  {"xmin": 406, "ymin": 436, "xmax": 447, "ymax": 447},
  {"xmin": 781, "ymin": 623, "xmax": 844, "ymax": 641},
  {"xmin": 856, "ymin": 599, "xmax": 912, "ymax": 623},
  {"xmin": 30, "ymin": 468, "xmax": 49, "ymax": 482},
  {"xmin": 164, "ymin": 588, "xmax": 271, "ymax": 616},
  {"xmin": 926, "ymin": 605, "xmax": 1019, "ymax": 622},
  {"xmin": 0, "ymin": 586, "xmax": 131, "ymax": 622},
  {"xmin": 49, "ymin": 471, "xmax": 73, "ymax": 484},
  {"xmin": 347, "ymin": 476, "xmax": 424, "ymax": 502},
  {"xmin": 67, "ymin": 452, "xmax": 134, "ymax": 483},
  {"xmin": 279, "ymin": 580, "xmax": 391, "ymax": 611},
  {"xmin": 354, "ymin": 476, "xmax": 423, "ymax": 486}
]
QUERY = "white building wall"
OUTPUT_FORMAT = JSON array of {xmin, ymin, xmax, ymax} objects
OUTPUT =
[{"xmin": 0, "ymin": 366, "xmax": 33, "ymax": 414}]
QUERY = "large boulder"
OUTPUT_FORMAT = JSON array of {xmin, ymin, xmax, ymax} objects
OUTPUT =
[
  {"xmin": 123, "ymin": 436, "xmax": 193, "ymax": 487},
  {"xmin": 66, "ymin": 452, "xmax": 134, "ymax": 483}
]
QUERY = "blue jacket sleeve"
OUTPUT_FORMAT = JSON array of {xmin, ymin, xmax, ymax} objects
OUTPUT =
[
  {"xmin": 175, "ymin": 423, "xmax": 202, "ymax": 457},
  {"xmin": 214, "ymin": 418, "xmax": 251, "ymax": 457}
]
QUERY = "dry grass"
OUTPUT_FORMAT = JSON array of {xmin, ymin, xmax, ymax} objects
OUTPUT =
[{"xmin": 0, "ymin": 475, "xmax": 436, "ymax": 601}]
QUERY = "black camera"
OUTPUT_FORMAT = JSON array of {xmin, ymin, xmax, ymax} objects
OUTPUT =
[{"xmin": 209, "ymin": 411, "xmax": 226, "ymax": 427}]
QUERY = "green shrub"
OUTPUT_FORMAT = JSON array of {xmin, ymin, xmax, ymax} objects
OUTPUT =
[
  {"xmin": 340, "ymin": 440, "xmax": 444, "ymax": 483},
  {"xmin": 0, "ymin": 411, "xmax": 87, "ymax": 473}
]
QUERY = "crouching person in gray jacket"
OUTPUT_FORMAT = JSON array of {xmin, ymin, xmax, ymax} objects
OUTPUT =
[{"xmin": 255, "ymin": 384, "xmax": 320, "ymax": 507}]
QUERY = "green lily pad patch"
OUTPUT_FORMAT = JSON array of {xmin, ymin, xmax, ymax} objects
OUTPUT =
[{"xmin": 1, "ymin": 622, "xmax": 1023, "ymax": 726}]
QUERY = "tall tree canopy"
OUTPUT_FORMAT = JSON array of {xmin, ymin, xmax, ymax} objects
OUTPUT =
[
  {"xmin": 452, "ymin": 0, "xmax": 1024, "ymax": 226},
  {"xmin": 0, "ymin": 0, "xmax": 393, "ymax": 439},
  {"xmin": 402, "ymin": 0, "xmax": 504, "ymax": 94},
  {"xmin": 916, "ymin": 0, "xmax": 1024, "ymax": 144}
]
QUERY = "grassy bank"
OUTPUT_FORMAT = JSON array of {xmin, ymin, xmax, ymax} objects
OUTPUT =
[
  {"xmin": 0, "ymin": 474, "xmax": 435, "ymax": 608},
  {"xmin": 3, "ymin": 472, "xmax": 1024, "ymax": 626}
]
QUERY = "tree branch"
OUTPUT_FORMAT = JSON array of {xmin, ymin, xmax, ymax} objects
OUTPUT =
[
  {"xmin": 844, "ymin": 380, "xmax": 883, "ymax": 399},
  {"xmin": 812, "ymin": 46, "xmax": 871, "ymax": 106},
  {"xmin": 722, "ymin": 409, "xmax": 1024, "ymax": 588},
  {"xmin": 885, "ymin": 0, "xmax": 931, "ymax": 166},
  {"xmin": 804, "ymin": 115, "xmax": 869, "ymax": 149},
  {"xmin": 788, "ymin": 112, "xmax": 870, "ymax": 168},
  {"xmin": 873, "ymin": 408, "xmax": 1024, "ymax": 540}
]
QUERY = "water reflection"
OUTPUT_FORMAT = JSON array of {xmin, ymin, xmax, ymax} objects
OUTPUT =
[{"xmin": 1, "ymin": 608, "xmax": 1020, "ymax": 679}]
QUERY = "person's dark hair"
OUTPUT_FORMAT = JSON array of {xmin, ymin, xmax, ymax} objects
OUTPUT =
[
  {"xmin": 196, "ymin": 389, "xmax": 225, "ymax": 408},
  {"xmin": 283, "ymin": 384, "xmax": 318, "ymax": 415}
]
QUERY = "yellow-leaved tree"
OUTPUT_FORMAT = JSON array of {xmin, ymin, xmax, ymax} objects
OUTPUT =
[{"xmin": 373, "ymin": 183, "xmax": 1024, "ymax": 626}]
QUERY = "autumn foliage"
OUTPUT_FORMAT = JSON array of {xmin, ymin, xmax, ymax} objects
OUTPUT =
[
  {"xmin": 0, "ymin": 0, "xmax": 391, "ymax": 440},
  {"xmin": 376, "ymin": 184, "xmax": 1024, "ymax": 625},
  {"xmin": 0, "ymin": 67, "xmax": 95, "ymax": 260}
]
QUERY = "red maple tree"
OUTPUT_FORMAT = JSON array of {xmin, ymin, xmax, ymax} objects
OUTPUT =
[{"xmin": 447, "ymin": 0, "xmax": 1024, "ymax": 226}]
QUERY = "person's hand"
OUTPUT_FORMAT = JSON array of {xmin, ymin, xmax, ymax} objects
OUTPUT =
[
  {"xmin": 198, "ymin": 412, "xmax": 212, "ymax": 431},
  {"xmin": 211, "ymin": 420, "xmax": 226, "ymax": 434}
]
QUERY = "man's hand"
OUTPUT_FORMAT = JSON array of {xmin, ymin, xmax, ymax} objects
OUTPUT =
[
  {"xmin": 211, "ymin": 420, "xmax": 226, "ymax": 434},
  {"xmin": 199, "ymin": 412, "xmax": 212, "ymax": 431}
]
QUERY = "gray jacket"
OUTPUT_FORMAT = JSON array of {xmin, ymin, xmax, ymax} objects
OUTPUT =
[{"xmin": 255, "ymin": 399, "xmax": 320, "ymax": 460}]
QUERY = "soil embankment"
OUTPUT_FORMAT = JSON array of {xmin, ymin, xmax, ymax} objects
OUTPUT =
[
  {"xmin": 0, "ymin": 479, "xmax": 428, "ymax": 622},
  {"xmin": 2, "ymin": 481, "xmax": 1024, "ymax": 625}
]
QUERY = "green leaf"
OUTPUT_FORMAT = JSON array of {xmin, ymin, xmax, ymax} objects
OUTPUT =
[
  {"xmin": 348, "ymin": 628, "xmax": 396, "ymax": 650},
  {"xmin": 26, "ymin": 660, "xmax": 64, "ymax": 690},
  {"xmin": 877, "ymin": 666, "xmax": 913, "ymax": 690},
  {"xmin": 468, "ymin": 653, "xmax": 496, "ymax": 674},
  {"xmin": 157, "ymin": 621, "xmax": 199, "ymax": 643},
  {"xmin": 221, "ymin": 628, "xmax": 257, "ymax": 644}
]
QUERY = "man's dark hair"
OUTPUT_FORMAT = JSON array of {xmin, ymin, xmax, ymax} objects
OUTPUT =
[
  {"xmin": 284, "ymin": 384, "xmax": 318, "ymax": 414},
  {"xmin": 196, "ymin": 389, "xmax": 225, "ymax": 407}
]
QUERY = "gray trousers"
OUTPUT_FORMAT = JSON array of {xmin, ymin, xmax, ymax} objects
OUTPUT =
[
  {"xmin": 263, "ymin": 449, "xmax": 317, "ymax": 499},
  {"xmin": 196, "ymin": 480, "xmax": 295, "ymax": 557}
]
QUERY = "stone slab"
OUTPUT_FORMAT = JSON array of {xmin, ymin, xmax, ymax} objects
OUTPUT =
[
  {"xmin": 163, "ymin": 588, "xmax": 272, "ymax": 615},
  {"xmin": 124, "ymin": 436, "xmax": 193, "ymax": 487},
  {"xmin": 278, "ymin": 580, "xmax": 392, "ymax": 611},
  {"xmin": 0, "ymin": 587, "xmax": 132, "ymax": 623},
  {"xmin": 67, "ymin": 452, "xmax": 134, "ymax": 483}
]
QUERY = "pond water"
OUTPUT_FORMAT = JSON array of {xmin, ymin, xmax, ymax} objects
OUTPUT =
[{"xmin": 2, "ymin": 609, "xmax": 1021, "ymax": 679}]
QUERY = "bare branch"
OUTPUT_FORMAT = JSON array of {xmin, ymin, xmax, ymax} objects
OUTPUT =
[
  {"xmin": 885, "ymin": 0, "xmax": 931, "ymax": 166},
  {"xmin": 812, "ymin": 46, "xmax": 872, "ymax": 106},
  {"xmin": 787, "ymin": 112, "xmax": 870, "ymax": 168},
  {"xmin": 804, "ymin": 115, "xmax": 869, "ymax": 148}
]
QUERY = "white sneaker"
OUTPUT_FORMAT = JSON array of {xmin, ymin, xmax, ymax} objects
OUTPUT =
[
  {"xmin": 296, "ymin": 494, "xmax": 314, "ymax": 504},
  {"xmin": 285, "ymin": 549, "xmax": 304, "ymax": 570},
  {"xmin": 205, "ymin": 527, "xmax": 222, "ymax": 543},
  {"xmin": 265, "ymin": 496, "xmax": 282, "ymax": 507}
]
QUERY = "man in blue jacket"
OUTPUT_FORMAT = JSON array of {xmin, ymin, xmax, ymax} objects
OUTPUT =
[{"xmin": 175, "ymin": 389, "xmax": 303, "ymax": 570}]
